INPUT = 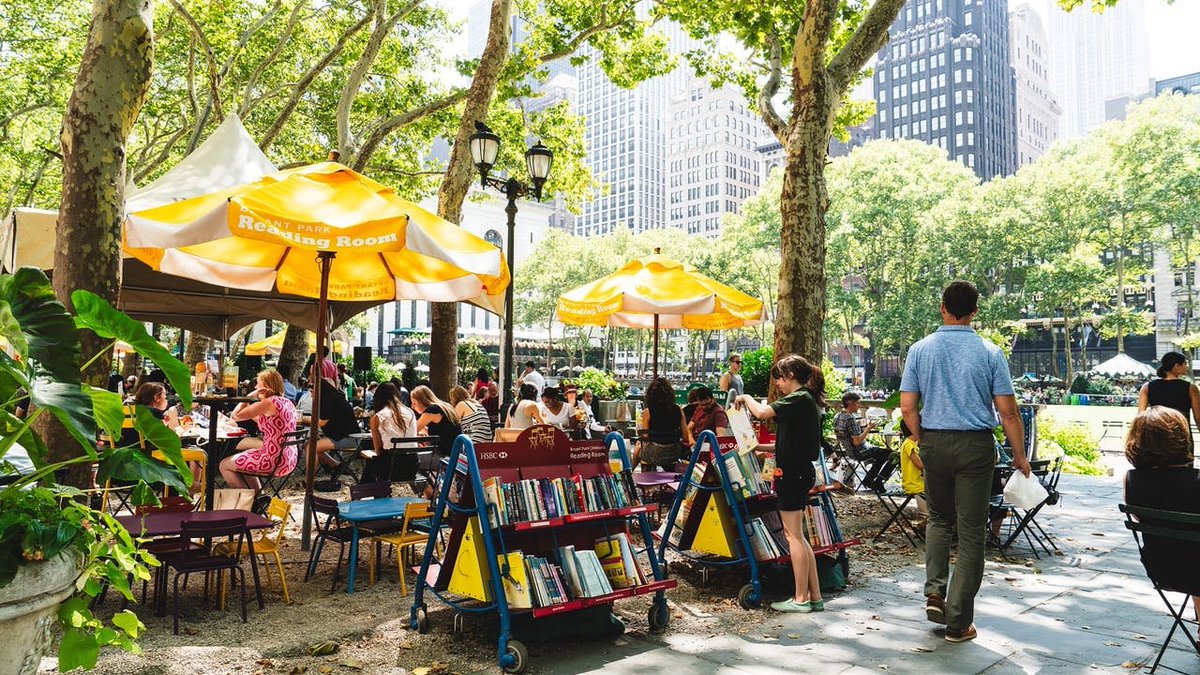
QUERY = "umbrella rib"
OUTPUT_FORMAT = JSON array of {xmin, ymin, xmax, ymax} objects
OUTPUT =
[{"xmin": 122, "ymin": 285, "xmax": 320, "ymax": 306}]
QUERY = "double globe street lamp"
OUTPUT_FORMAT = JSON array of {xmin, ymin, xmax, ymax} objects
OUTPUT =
[{"xmin": 469, "ymin": 121, "xmax": 553, "ymax": 417}]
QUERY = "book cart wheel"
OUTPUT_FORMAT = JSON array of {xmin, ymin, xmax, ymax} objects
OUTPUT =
[
  {"xmin": 737, "ymin": 583, "xmax": 760, "ymax": 609},
  {"xmin": 415, "ymin": 606, "xmax": 429, "ymax": 634},
  {"xmin": 501, "ymin": 639, "xmax": 528, "ymax": 674},
  {"xmin": 648, "ymin": 597, "xmax": 671, "ymax": 633}
]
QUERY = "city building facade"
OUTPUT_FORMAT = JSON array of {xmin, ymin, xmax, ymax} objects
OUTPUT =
[
  {"xmin": 1046, "ymin": 0, "xmax": 1150, "ymax": 138},
  {"xmin": 1008, "ymin": 3, "xmax": 1060, "ymax": 166},
  {"xmin": 667, "ymin": 76, "xmax": 768, "ymax": 237},
  {"xmin": 872, "ymin": 0, "xmax": 1018, "ymax": 179}
]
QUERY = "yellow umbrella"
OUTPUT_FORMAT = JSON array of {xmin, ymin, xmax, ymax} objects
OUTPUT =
[
  {"xmin": 124, "ymin": 161, "xmax": 507, "ymax": 311},
  {"xmin": 243, "ymin": 331, "xmax": 346, "ymax": 357},
  {"xmin": 556, "ymin": 249, "xmax": 764, "ymax": 375},
  {"xmin": 123, "ymin": 160, "xmax": 509, "ymax": 545}
]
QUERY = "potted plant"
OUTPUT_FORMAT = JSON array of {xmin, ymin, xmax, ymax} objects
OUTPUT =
[{"xmin": 0, "ymin": 268, "xmax": 194, "ymax": 673}]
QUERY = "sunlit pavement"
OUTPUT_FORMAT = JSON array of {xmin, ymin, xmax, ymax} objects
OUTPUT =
[{"xmin": 539, "ymin": 474, "xmax": 1192, "ymax": 674}]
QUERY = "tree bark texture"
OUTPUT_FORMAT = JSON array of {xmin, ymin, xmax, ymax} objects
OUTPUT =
[
  {"xmin": 767, "ymin": 0, "xmax": 905, "ymax": 393},
  {"xmin": 46, "ymin": 0, "xmax": 154, "ymax": 481},
  {"xmin": 429, "ymin": 0, "xmax": 513, "ymax": 397},
  {"xmin": 278, "ymin": 324, "xmax": 309, "ymax": 384}
]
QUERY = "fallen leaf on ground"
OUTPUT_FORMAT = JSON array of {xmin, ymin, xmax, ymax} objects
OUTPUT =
[
  {"xmin": 307, "ymin": 641, "xmax": 340, "ymax": 656},
  {"xmin": 339, "ymin": 658, "xmax": 364, "ymax": 670},
  {"xmin": 318, "ymin": 668, "xmax": 332, "ymax": 675},
  {"xmin": 286, "ymin": 667, "xmax": 305, "ymax": 675},
  {"xmin": 911, "ymin": 646, "xmax": 934, "ymax": 653},
  {"xmin": 787, "ymin": 633, "xmax": 801, "ymax": 639},
  {"xmin": 1104, "ymin": 641, "xmax": 1122, "ymax": 647},
  {"xmin": 1122, "ymin": 660, "xmax": 1147, "ymax": 669}
]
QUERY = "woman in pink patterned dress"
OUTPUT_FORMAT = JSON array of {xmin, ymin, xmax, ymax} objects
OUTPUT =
[{"xmin": 220, "ymin": 369, "xmax": 298, "ymax": 492}]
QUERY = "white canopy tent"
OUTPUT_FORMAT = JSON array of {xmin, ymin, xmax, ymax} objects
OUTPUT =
[{"xmin": 1087, "ymin": 353, "xmax": 1156, "ymax": 378}]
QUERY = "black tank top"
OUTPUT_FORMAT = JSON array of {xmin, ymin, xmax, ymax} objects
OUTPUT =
[
  {"xmin": 647, "ymin": 401, "xmax": 683, "ymax": 444},
  {"xmin": 1146, "ymin": 379, "xmax": 1193, "ymax": 424}
]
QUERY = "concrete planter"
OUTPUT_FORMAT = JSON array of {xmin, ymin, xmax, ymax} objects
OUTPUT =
[{"xmin": 0, "ymin": 553, "xmax": 81, "ymax": 675}]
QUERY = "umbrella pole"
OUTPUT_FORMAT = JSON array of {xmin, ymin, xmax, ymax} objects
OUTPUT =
[
  {"xmin": 652, "ymin": 314, "xmax": 659, "ymax": 378},
  {"xmin": 301, "ymin": 251, "xmax": 336, "ymax": 552}
]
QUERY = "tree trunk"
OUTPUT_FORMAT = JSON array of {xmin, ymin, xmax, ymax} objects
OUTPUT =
[
  {"xmin": 429, "ymin": 0, "xmax": 514, "ymax": 397},
  {"xmin": 45, "ymin": 0, "xmax": 153, "ymax": 485},
  {"xmin": 278, "ymin": 324, "xmax": 309, "ymax": 383},
  {"xmin": 185, "ymin": 333, "xmax": 212, "ymax": 367},
  {"xmin": 121, "ymin": 351, "xmax": 143, "ymax": 380},
  {"xmin": 1063, "ymin": 312, "xmax": 1074, "ymax": 386},
  {"xmin": 1049, "ymin": 319, "xmax": 1060, "ymax": 379}
]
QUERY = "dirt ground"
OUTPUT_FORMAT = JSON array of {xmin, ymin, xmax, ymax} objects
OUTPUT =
[{"xmin": 42, "ymin": 484, "xmax": 982, "ymax": 675}]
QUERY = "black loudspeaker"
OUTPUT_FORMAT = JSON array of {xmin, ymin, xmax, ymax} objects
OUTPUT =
[{"xmin": 353, "ymin": 346, "xmax": 372, "ymax": 372}]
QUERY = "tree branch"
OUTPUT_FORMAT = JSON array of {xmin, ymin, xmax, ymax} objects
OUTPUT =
[
  {"xmin": 338, "ymin": 0, "xmax": 425, "ymax": 158},
  {"xmin": 168, "ymin": 0, "xmax": 223, "ymax": 124},
  {"xmin": 758, "ymin": 31, "xmax": 787, "ymax": 144},
  {"xmin": 240, "ymin": 0, "xmax": 307, "ymax": 116},
  {"xmin": 350, "ymin": 88, "xmax": 468, "ymax": 170},
  {"xmin": 259, "ymin": 10, "xmax": 374, "ymax": 151},
  {"xmin": 827, "ymin": 0, "xmax": 908, "ymax": 95},
  {"xmin": 133, "ymin": 123, "xmax": 190, "ymax": 183}
]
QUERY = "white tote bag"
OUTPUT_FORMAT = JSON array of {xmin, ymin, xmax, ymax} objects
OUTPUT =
[{"xmin": 1002, "ymin": 471, "xmax": 1047, "ymax": 510}]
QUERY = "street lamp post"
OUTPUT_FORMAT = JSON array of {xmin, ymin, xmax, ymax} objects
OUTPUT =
[{"xmin": 469, "ymin": 121, "xmax": 553, "ymax": 420}]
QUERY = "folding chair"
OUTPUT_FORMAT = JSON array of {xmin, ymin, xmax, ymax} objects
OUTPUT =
[
  {"xmin": 1120, "ymin": 503, "xmax": 1200, "ymax": 674},
  {"xmin": 214, "ymin": 497, "xmax": 293, "ymax": 604},
  {"xmin": 367, "ymin": 500, "xmax": 440, "ymax": 594},
  {"xmin": 160, "ymin": 516, "xmax": 250, "ymax": 635},
  {"xmin": 305, "ymin": 494, "xmax": 355, "ymax": 591},
  {"xmin": 237, "ymin": 430, "xmax": 308, "ymax": 513},
  {"xmin": 874, "ymin": 488, "xmax": 926, "ymax": 547},
  {"xmin": 998, "ymin": 456, "xmax": 1063, "ymax": 558}
]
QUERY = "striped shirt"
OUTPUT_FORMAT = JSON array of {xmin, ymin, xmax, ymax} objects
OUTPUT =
[{"xmin": 459, "ymin": 399, "xmax": 493, "ymax": 444}]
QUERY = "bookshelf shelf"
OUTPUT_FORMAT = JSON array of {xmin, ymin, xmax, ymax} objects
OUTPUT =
[
  {"xmin": 410, "ymin": 427, "xmax": 675, "ymax": 674},
  {"xmin": 656, "ymin": 431, "xmax": 860, "ymax": 610}
]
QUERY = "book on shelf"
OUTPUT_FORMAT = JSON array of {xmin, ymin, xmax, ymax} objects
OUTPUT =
[
  {"xmin": 498, "ymin": 551, "xmax": 532, "ymax": 609},
  {"xmin": 759, "ymin": 511, "xmax": 790, "ymax": 555},
  {"xmin": 722, "ymin": 450, "xmax": 770, "ymax": 498},
  {"xmin": 595, "ymin": 532, "xmax": 646, "ymax": 588},
  {"xmin": 481, "ymin": 472, "xmax": 642, "ymax": 526},
  {"xmin": 746, "ymin": 517, "xmax": 787, "ymax": 561}
]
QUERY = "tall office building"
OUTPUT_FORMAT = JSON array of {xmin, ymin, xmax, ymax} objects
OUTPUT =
[
  {"xmin": 667, "ymin": 76, "xmax": 768, "ymax": 237},
  {"xmin": 575, "ymin": 10, "xmax": 695, "ymax": 236},
  {"xmin": 872, "ymin": 0, "xmax": 1018, "ymax": 179},
  {"xmin": 1009, "ymin": 3, "xmax": 1060, "ymax": 166},
  {"xmin": 1045, "ymin": 0, "xmax": 1150, "ymax": 138}
]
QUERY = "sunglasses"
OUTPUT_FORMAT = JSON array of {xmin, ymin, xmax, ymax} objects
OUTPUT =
[{"xmin": 731, "ymin": 360, "xmax": 742, "ymax": 364}]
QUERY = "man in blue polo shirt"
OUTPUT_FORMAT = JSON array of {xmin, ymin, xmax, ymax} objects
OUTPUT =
[{"xmin": 900, "ymin": 280, "xmax": 1030, "ymax": 644}]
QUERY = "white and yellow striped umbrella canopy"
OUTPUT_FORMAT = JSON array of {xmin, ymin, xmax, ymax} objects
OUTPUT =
[
  {"xmin": 123, "ymin": 162, "xmax": 508, "ymax": 313},
  {"xmin": 243, "ymin": 331, "xmax": 346, "ymax": 357},
  {"xmin": 556, "ymin": 252, "xmax": 764, "ymax": 330}
]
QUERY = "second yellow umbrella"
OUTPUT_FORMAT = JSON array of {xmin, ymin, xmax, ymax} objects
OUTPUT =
[{"xmin": 556, "ymin": 249, "xmax": 764, "ymax": 376}]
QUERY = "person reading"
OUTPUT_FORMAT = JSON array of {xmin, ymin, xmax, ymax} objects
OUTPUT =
[
  {"xmin": 833, "ymin": 392, "xmax": 894, "ymax": 492},
  {"xmin": 735, "ymin": 355, "xmax": 825, "ymax": 613}
]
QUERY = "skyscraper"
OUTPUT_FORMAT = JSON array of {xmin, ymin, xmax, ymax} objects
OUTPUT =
[
  {"xmin": 872, "ymin": 0, "xmax": 1018, "ymax": 179},
  {"xmin": 1045, "ymin": 0, "xmax": 1150, "ymax": 138},
  {"xmin": 575, "ymin": 11, "xmax": 695, "ymax": 236},
  {"xmin": 1009, "ymin": 3, "xmax": 1060, "ymax": 166},
  {"xmin": 667, "ymin": 76, "xmax": 768, "ymax": 237}
]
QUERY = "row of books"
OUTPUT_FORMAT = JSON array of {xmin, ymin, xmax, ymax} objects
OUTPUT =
[
  {"xmin": 481, "ymin": 471, "xmax": 640, "ymax": 527},
  {"xmin": 498, "ymin": 533, "xmax": 648, "ymax": 609},
  {"xmin": 660, "ymin": 461, "xmax": 709, "ymax": 546},
  {"xmin": 805, "ymin": 502, "xmax": 837, "ymax": 549},
  {"xmin": 721, "ymin": 450, "xmax": 772, "ymax": 497},
  {"xmin": 746, "ymin": 512, "xmax": 790, "ymax": 561}
]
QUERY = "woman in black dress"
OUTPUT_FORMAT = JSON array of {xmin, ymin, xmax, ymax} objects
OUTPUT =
[
  {"xmin": 1139, "ymin": 351, "xmax": 1200, "ymax": 446},
  {"xmin": 1124, "ymin": 405, "xmax": 1200, "ymax": 622},
  {"xmin": 736, "ymin": 354, "xmax": 825, "ymax": 613}
]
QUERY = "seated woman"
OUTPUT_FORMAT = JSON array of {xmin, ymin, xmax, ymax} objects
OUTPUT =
[
  {"xmin": 687, "ymin": 385, "xmax": 730, "ymax": 438},
  {"xmin": 505, "ymin": 383, "xmax": 544, "ymax": 431},
  {"xmin": 632, "ymin": 377, "xmax": 694, "ymax": 470},
  {"xmin": 539, "ymin": 386, "xmax": 578, "ymax": 431},
  {"xmin": 116, "ymin": 382, "xmax": 179, "ymax": 449},
  {"xmin": 220, "ymin": 369, "xmax": 298, "ymax": 492},
  {"xmin": 363, "ymin": 382, "xmax": 417, "ymax": 482},
  {"xmin": 450, "ymin": 385, "xmax": 493, "ymax": 445},
  {"xmin": 1124, "ymin": 405, "xmax": 1200, "ymax": 622},
  {"xmin": 411, "ymin": 386, "xmax": 463, "ymax": 498},
  {"xmin": 302, "ymin": 361, "xmax": 360, "ymax": 469}
]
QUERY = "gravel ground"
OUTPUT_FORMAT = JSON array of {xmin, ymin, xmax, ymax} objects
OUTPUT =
[{"xmin": 41, "ymin": 484, "xmax": 1009, "ymax": 675}]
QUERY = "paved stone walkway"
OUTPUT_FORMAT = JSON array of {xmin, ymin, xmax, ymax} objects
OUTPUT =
[{"xmin": 542, "ymin": 474, "xmax": 1196, "ymax": 674}]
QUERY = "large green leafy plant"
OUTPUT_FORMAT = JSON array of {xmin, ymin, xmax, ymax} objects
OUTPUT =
[{"xmin": 0, "ymin": 268, "xmax": 193, "ymax": 671}]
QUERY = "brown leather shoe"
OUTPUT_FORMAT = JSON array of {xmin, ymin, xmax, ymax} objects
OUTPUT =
[
  {"xmin": 945, "ymin": 624, "xmax": 977, "ymax": 643},
  {"xmin": 926, "ymin": 593, "xmax": 946, "ymax": 624}
]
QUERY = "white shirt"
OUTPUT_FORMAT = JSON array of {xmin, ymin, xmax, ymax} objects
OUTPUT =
[
  {"xmin": 375, "ymin": 404, "xmax": 417, "ymax": 448},
  {"xmin": 540, "ymin": 401, "xmax": 575, "ymax": 429},
  {"xmin": 508, "ymin": 400, "xmax": 541, "ymax": 429},
  {"xmin": 520, "ymin": 369, "xmax": 546, "ymax": 395}
]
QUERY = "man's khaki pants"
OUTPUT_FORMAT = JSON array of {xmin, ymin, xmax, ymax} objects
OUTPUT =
[{"xmin": 921, "ymin": 429, "xmax": 996, "ymax": 631}]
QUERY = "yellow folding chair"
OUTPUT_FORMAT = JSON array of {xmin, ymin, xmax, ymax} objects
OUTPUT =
[
  {"xmin": 215, "ymin": 497, "xmax": 293, "ymax": 604},
  {"xmin": 367, "ymin": 500, "xmax": 439, "ymax": 595}
]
